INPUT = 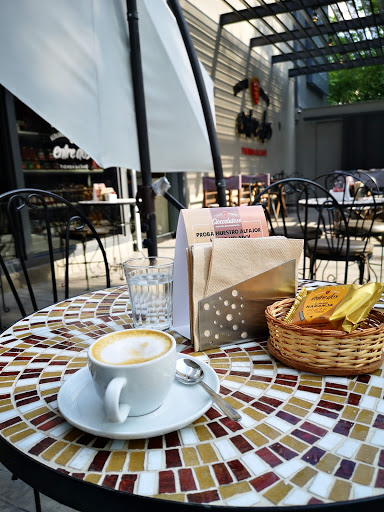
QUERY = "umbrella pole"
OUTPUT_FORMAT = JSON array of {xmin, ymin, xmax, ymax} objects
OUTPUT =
[
  {"xmin": 167, "ymin": 0, "xmax": 227, "ymax": 207},
  {"xmin": 126, "ymin": 0, "xmax": 157, "ymax": 256}
]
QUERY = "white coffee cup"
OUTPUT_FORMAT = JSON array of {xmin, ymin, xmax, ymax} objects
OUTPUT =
[{"xmin": 88, "ymin": 329, "xmax": 176, "ymax": 423}]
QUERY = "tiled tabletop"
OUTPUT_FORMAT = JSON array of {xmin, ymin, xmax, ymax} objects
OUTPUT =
[{"xmin": 0, "ymin": 282, "xmax": 383, "ymax": 509}]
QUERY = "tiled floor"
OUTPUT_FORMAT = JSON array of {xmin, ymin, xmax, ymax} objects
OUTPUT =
[{"xmin": 0, "ymin": 235, "xmax": 382, "ymax": 512}]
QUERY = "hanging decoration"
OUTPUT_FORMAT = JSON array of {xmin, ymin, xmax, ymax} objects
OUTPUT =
[{"xmin": 233, "ymin": 77, "xmax": 270, "ymax": 107}]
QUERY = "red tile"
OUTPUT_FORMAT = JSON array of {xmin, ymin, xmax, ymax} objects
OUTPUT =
[
  {"xmin": 119, "ymin": 475, "xmax": 137, "ymax": 493},
  {"xmin": 28, "ymin": 437, "xmax": 56, "ymax": 456},
  {"xmin": 276, "ymin": 411, "xmax": 300, "ymax": 425},
  {"xmin": 220, "ymin": 418, "xmax": 243, "ymax": 432},
  {"xmin": 102, "ymin": 474, "xmax": 118, "ymax": 489},
  {"xmin": 376, "ymin": 469, "xmax": 384, "ymax": 488},
  {"xmin": 0, "ymin": 416, "xmax": 21, "ymax": 429},
  {"xmin": 260, "ymin": 396, "xmax": 283, "ymax": 408},
  {"xmin": 314, "ymin": 407, "xmax": 339, "ymax": 419},
  {"xmin": 297, "ymin": 385, "xmax": 321, "ymax": 394},
  {"xmin": 252, "ymin": 401, "xmax": 274, "ymax": 414},
  {"xmin": 165, "ymin": 431, "xmax": 180, "ymax": 447},
  {"xmin": 31, "ymin": 411, "xmax": 56, "ymax": 426},
  {"xmin": 301, "ymin": 421, "xmax": 328, "ymax": 437},
  {"xmin": 379, "ymin": 450, "xmax": 384, "ymax": 468},
  {"xmin": 230, "ymin": 435, "xmax": 253, "ymax": 453},
  {"xmin": 270, "ymin": 442, "xmax": 297, "ymax": 460},
  {"xmin": 212, "ymin": 463, "xmax": 233, "ymax": 485},
  {"xmin": 179, "ymin": 468, "xmax": 197, "ymax": 491},
  {"xmin": 292, "ymin": 429, "xmax": 319, "ymax": 444},
  {"xmin": 250, "ymin": 471, "xmax": 279, "ymax": 491},
  {"xmin": 88, "ymin": 450, "xmax": 110, "ymax": 471},
  {"xmin": 347, "ymin": 393, "xmax": 361, "ymax": 405},
  {"xmin": 148, "ymin": 436, "xmax": 163, "ymax": 449},
  {"xmin": 207, "ymin": 422, "xmax": 228, "ymax": 437},
  {"xmin": 187, "ymin": 490, "xmax": 219, "ymax": 503},
  {"xmin": 38, "ymin": 417, "xmax": 66, "ymax": 432},
  {"xmin": 165, "ymin": 449, "xmax": 182, "ymax": 468},
  {"xmin": 227, "ymin": 459, "xmax": 250, "ymax": 481},
  {"xmin": 232, "ymin": 391, "xmax": 255, "ymax": 403},
  {"xmin": 205, "ymin": 408, "xmax": 222, "ymax": 420},
  {"xmin": 335, "ymin": 459, "xmax": 356, "ymax": 479},
  {"xmin": 318, "ymin": 400, "xmax": 344, "ymax": 411},
  {"xmin": 159, "ymin": 470, "xmax": 175, "ymax": 493},
  {"xmin": 256, "ymin": 447, "xmax": 282, "ymax": 467},
  {"xmin": 333, "ymin": 419, "xmax": 354, "ymax": 436},
  {"xmin": 374, "ymin": 414, "xmax": 384, "ymax": 430},
  {"xmin": 301, "ymin": 446, "xmax": 325, "ymax": 465}
]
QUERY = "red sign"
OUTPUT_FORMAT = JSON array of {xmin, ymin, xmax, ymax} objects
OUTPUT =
[{"xmin": 241, "ymin": 147, "xmax": 267, "ymax": 157}]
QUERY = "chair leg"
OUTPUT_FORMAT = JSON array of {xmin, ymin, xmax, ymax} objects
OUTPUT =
[
  {"xmin": 358, "ymin": 260, "xmax": 365, "ymax": 285},
  {"xmin": 82, "ymin": 240, "xmax": 90, "ymax": 290},
  {"xmin": 34, "ymin": 488, "xmax": 42, "ymax": 512}
]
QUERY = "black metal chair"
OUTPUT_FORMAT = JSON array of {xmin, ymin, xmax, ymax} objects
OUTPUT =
[
  {"xmin": 0, "ymin": 188, "xmax": 111, "ymax": 323},
  {"xmin": 252, "ymin": 177, "xmax": 373, "ymax": 284}
]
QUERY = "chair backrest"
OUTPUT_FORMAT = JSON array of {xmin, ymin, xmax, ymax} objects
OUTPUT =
[
  {"xmin": 0, "ymin": 188, "xmax": 110, "ymax": 321},
  {"xmin": 240, "ymin": 174, "xmax": 270, "ymax": 205},
  {"xmin": 202, "ymin": 176, "xmax": 242, "ymax": 207},
  {"xmin": 252, "ymin": 178, "xmax": 354, "ymax": 282}
]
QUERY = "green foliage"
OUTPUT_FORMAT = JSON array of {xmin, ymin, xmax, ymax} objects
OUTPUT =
[{"xmin": 327, "ymin": 65, "xmax": 384, "ymax": 104}]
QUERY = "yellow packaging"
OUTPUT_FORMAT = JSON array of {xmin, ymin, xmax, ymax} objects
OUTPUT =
[{"xmin": 284, "ymin": 283, "xmax": 384, "ymax": 332}]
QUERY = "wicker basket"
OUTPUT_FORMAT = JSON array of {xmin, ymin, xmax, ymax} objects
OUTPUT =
[{"xmin": 265, "ymin": 298, "xmax": 384, "ymax": 375}]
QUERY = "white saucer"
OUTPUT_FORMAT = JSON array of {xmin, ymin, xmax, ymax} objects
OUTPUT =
[{"xmin": 58, "ymin": 354, "xmax": 220, "ymax": 439}]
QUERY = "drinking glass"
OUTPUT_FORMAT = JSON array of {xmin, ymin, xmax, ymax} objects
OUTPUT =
[{"xmin": 122, "ymin": 257, "xmax": 174, "ymax": 330}]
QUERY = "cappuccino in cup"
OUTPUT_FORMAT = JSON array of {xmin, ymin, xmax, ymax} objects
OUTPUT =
[
  {"xmin": 88, "ymin": 329, "xmax": 176, "ymax": 423},
  {"xmin": 91, "ymin": 330, "xmax": 172, "ymax": 366}
]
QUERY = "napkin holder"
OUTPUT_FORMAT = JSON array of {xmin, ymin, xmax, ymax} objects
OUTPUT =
[{"xmin": 196, "ymin": 259, "xmax": 296, "ymax": 351}]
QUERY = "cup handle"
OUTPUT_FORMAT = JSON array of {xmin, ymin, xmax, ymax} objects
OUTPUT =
[{"xmin": 104, "ymin": 377, "xmax": 130, "ymax": 423}]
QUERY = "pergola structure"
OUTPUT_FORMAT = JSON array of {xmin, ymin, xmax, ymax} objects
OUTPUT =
[{"xmin": 219, "ymin": 0, "xmax": 384, "ymax": 77}]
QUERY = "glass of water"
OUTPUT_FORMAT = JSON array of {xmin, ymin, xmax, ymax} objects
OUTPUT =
[{"xmin": 122, "ymin": 257, "xmax": 174, "ymax": 330}]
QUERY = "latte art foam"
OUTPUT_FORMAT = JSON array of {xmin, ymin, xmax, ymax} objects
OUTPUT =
[{"xmin": 91, "ymin": 331, "xmax": 172, "ymax": 365}]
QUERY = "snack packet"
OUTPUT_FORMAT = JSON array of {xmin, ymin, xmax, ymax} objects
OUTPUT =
[{"xmin": 284, "ymin": 283, "xmax": 384, "ymax": 332}]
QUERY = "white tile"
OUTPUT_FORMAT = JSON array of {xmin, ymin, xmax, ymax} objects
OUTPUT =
[
  {"xmin": 239, "ymin": 412, "xmax": 255, "ymax": 428},
  {"xmin": 293, "ymin": 390, "xmax": 319, "ymax": 402},
  {"xmin": 324, "ymin": 376, "xmax": 349, "ymax": 386},
  {"xmin": 110, "ymin": 439, "xmax": 125, "ymax": 450},
  {"xmin": 283, "ymin": 488, "xmax": 312, "ymax": 505},
  {"xmin": 226, "ymin": 491, "xmax": 260, "ymax": 506},
  {"xmin": 316, "ymin": 432, "xmax": 342, "ymax": 450},
  {"xmin": 179, "ymin": 427, "xmax": 198, "ymax": 445},
  {"xmin": 0, "ymin": 409, "xmax": 18, "ymax": 422},
  {"xmin": 49, "ymin": 421, "xmax": 72, "ymax": 437},
  {"xmin": 277, "ymin": 367, "xmax": 299, "ymax": 376},
  {"xmin": 370, "ymin": 375, "xmax": 384, "ymax": 387},
  {"xmin": 252, "ymin": 355, "xmax": 272, "ymax": 361},
  {"xmin": 136, "ymin": 472, "xmax": 157, "ymax": 496},
  {"xmin": 69, "ymin": 447, "xmax": 97, "ymax": 470},
  {"xmin": 377, "ymin": 399, "xmax": 384, "ymax": 413},
  {"xmin": 307, "ymin": 412, "xmax": 336, "ymax": 428},
  {"xmin": 309, "ymin": 472, "xmax": 333, "ymax": 498},
  {"xmin": 18, "ymin": 400, "xmax": 46, "ymax": 413},
  {"xmin": 214, "ymin": 439, "xmax": 238, "ymax": 459},
  {"xmin": 39, "ymin": 381, "xmax": 60, "ymax": 391},
  {"xmin": 26, "ymin": 362, "xmax": 49, "ymax": 369},
  {"xmin": 352, "ymin": 484, "xmax": 374, "ymax": 499},
  {"xmin": 221, "ymin": 379, "xmax": 243, "ymax": 390},
  {"xmin": 146, "ymin": 450, "xmax": 163, "ymax": 470},
  {"xmin": 336, "ymin": 438, "xmax": 360, "ymax": 457},
  {"xmin": 0, "ymin": 386, "xmax": 12, "ymax": 394},
  {"xmin": 265, "ymin": 416, "xmax": 291, "ymax": 433},
  {"xmin": 265, "ymin": 389, "xmax": 291, "ymax": 400},
  {"xmin": 241, "ymin": 452, "xmax": 268, "ymax": 475},
  {"xmin": 275, "ymin": 459, "xmax": 305, "ymax": 478},
  {"xmin": 16, "ymin": 432, "xmax": 45, "ymax": 450},
  {"xmin": 231, "ymin": 362, "xmax": 250, "ymax": 368},
  {"xmin": 371, "ymin": 429, "xmax": 384, "ymax": 447},
  {"xmin": 240, "ymin": 385, "xmax": 263, "ymax": 398},
  {"xmin": 252, "ymin": 369, "xmax": 274, "ymax": 377},
  {"xmin": 360, "ymin": 395, "xmax": 376, "ymax": 410}
]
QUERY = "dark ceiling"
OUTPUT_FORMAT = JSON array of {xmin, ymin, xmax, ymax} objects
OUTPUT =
[{"xmin": 220, "ymin": 0, "xmax": 384, "ymax": 76}]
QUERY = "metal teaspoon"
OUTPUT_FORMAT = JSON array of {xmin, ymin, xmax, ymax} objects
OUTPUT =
[{"xmin": 175, "ymin": 358, "xmax": 242, "ymax": 422}]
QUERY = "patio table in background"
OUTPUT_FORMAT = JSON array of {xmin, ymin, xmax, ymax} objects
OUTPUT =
[{"xmin": 0, "ymin": 281, "xmax": 383, "ymax": 511}]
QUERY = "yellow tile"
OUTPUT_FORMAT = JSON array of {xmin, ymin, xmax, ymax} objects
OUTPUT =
[
  {"xmin": 84, "ymin": 473, "xmax": 101, "ymax": 484},
  {"xmin": 282, "ymin": 404, "xmax": 307, "ymax": 418},
  {"xmin": 0, "ymin": 404, "xmax": 14, "ymax": 413},
  {"xmin": 271, "ymin": 384, "xmax": 293, "ymax": 394},
  {"xmin": 321, "ymin": 393, "xmax": 345, "ymax": 404},
  {"xmin": 8, "ymin": 361, "xmax": 28, "ymax": 366},
  {"xmin": 40, "ymin": 387, "xmax": 60, "ymax": 396},
  {"xmin": 63, "ymin": 428, "xmax": 84, "ymax": 442},
  {"xmin": 13, "ymin": 385, "xmax": 36, "ymax": 393},
  {"xmin": 153, "ymin": 494, "xmax": 185, "ymax": 502},
  {"xmin": 24, "ymin": 407, "xmax": 50, "ymax": 420},
  {"xmin": 253, "ymin": 365, "xmax": 274, "ymax": 370},
  {"xmin": 352, "ymin": 464, "xmax": 374, "ymax": 486},
  {"xmin": 369, "ymin": 386, "xmax": 382, "ymax": 398},
  {"xmin": 353, "ymin": 383, "xmax": 367, "ymax": 394},
  {"xmin": 316, "ymin": 453, "xmax": 340, "ymax": 473},
  {"xmin": 246, "ymin": 381, "xmax": 268, "ymax": 390},
  {"xmin": 230, "ymin": 357, "xmax": 249, "ymax": 362},
  {"xmin": 341, "ymin": 406, "xmax": 359, "ymax": 420},
  {"xmin": 291, "ymin": 467, "xmax": 317, "ymax": 486},
  {"xmin": 288, "ymin": 397, "xmax": 312, "ymax": 409},
  {"xmin": 0, "ymin": 376, "xmax": 18, "ymax": 383},
  {"xmin": 350, "ymin": 424, "xmax": 369, "ymax": 441},
  {"xmin": 219, "ymin": 481, "xmax": 251, "ymax": 500},
  {"xmin": 329, "ymin": 480, "xmax": 351, "ymax": 501},
  {"xmin": 182, "ymin": 447, "xmax": 199, "ymax": 466},
  {"xmin": 242, "ymin": 407, "xmax": 266, "ymax": 421},
  {"xmin": 128, "ymin": 439, "xmax": 145, "ymax": 450},
  {"xmin": 10, "ymin": 428, "xmax": 35, "ymax": 443},
  {"xmin": 356, "ymin": 444, "xmax": 378, "ymax": 464},
  {"xmin": 300, "ymin": 380, "xmax": 321, "ymax": 387},
  {"xmin": 225, "ymin": 376, "xmax": 247, "ymax": 384},
  {"xmin": 0, "ymin": 399, "xmax": 12, "ymax": 407},
  {"xmin": 280, "ymin": 435, "xmax": 307, "ymax": 453},
  {"xmin": 210, "ymin": 363, "xmax": 230, "ymax": 369},
  {"xmin": 107, "ymin": 451, "xmax": 127, "ymax": 472},
  {"xmin": 40, "ymin": 372, "xmax": 62, "ymax": 378},
  {"xmin": 243, "ymin": 429, "xmax": 268, "ymax": 447},
  {"xmin": 55, "ymin": 445, "xmax": 81, "ymax": 465},
  {"xmin": 42, "ymin": 441, "xmax": 67, "ymax": 461},
  {"xmin": 128, "ymin": 451, "xmax": 145, "ymax": 471},
  {"xmin": 263, "ymin": 481, "xmax": 292, "ymax": 504},
  {"xmin": 224, "ymin": 396, "xmax": 243, "ymax": 409},
  {"xmin": 2, "ymin": 422, "xmax": 29, "ymax": 437},
  {"xmin": 356, "ymin": 410, "xmax": 374, "ymax": 424},
  {"xmin": 255, "ymin": 424, "xmax": 280, "ymax": 440},
  {"xmin": 194, "ymin": 425, "xmax": 213, "ymax": 442},
  {"xmin": 197, "ymin": 443, "xmax": 218, "ymax": 463},
  {"xmin": 195, "ymin": 466, "xmax": 215, "ymax": 489}
]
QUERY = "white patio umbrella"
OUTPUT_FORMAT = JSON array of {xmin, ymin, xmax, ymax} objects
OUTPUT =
[{"xmin": 0, "ymin": 0, "xmax": 214, "ymax": 173}]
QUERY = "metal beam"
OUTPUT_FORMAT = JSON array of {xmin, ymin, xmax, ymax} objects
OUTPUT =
[
  {"xmin": 251, "ymin": 13, "xmax": 384, "ymax": 47},
  {"xmin": 272, "ymin": 36, "xmax": 384, "ymax": 63},
  {"xmin": 288, "ymin": 54, "xmax": 384, "ymax": 76},
  {"xmin": 220, "ymin": 0, "xmax": 340, "ymax": 25}
]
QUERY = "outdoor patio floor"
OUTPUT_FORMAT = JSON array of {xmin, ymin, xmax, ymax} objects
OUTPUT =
[{"xmin": 0, "ymin": 236, "xmax": 382, "ymax": 512}]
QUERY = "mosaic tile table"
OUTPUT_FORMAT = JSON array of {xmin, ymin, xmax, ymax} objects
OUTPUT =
[{"xmin": 0, "ymin": 282, "xmax": 383, "ymax": 512}]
